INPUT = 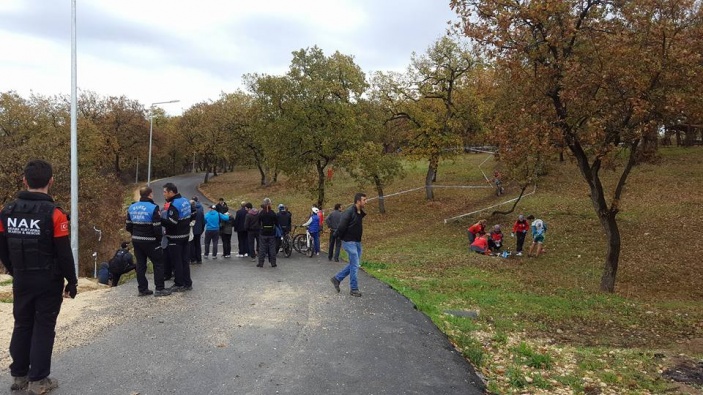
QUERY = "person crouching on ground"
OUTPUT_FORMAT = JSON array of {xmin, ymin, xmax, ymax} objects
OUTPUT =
[
  {"xmin": 488, "ymin": 225, "xmax": 504, "ymax": 253},
  {"xmin": 470, "ymin": 234, "xmax": 491, "ymax": 255},
  {"xmin": 108, "ymin": 242, "xmax": 137, "ymax": 288},
  {"xmin": 467, "ymin": 219, "xmax": 487, "ymax": 244}
]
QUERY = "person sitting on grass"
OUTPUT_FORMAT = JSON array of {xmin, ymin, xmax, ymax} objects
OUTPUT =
[
  {"xmin": 467, "ymin": 219, "xmax": 487, "ymax": 244},
  {"xmin": 488, "ymin": 224, "xmax": 504, "ymax": 253},
  {"xmin": 470, "ymin": 234, "xmax": 491, "ymax": 255},
  {"xmin": 527, "ymin": 215, "xmax": 547, "ymax": 257}
]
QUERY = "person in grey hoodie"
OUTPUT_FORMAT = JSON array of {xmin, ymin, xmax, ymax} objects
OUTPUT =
[
  {"xmin": 325, "ymin": 203, "xmax": 343, "ymax": 262},
  {"xmin": 243, "ymin": 202, "xmax": 260, "ymax": 261}
]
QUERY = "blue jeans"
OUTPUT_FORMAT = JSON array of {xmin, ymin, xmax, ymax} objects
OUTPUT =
[
  {"xmin": 310, "ymin": 231, "xmax": 320, "ymax": 253},
  {"xmin": 335, "ymin": 241, "xmax": 362, "ymax": 291}
]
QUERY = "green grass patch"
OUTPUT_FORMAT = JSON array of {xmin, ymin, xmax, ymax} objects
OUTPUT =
[{"xmin": 512, "ymin": 342, "xmax": 553, "ymax": 369}]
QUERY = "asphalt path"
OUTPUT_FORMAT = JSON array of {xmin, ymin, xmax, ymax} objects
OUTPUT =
[{"xmin": 11, "ymin": 173, "xmax": 486, "ymax": 394}]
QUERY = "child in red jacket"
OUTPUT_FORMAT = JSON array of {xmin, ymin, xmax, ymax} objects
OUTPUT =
[{"xmin": 488, "ymin": 225, "xmax": 504, "ymax": 253}]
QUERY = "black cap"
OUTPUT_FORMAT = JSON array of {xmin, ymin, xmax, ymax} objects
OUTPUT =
[{"xmin": 192, "ymin": 196, "xmax": 199, "ymax": 202}]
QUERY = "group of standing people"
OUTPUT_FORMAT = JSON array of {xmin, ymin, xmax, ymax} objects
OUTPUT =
[{"xmin": 467, "ymin": 214, "xmax": 547, "ymax": 258}]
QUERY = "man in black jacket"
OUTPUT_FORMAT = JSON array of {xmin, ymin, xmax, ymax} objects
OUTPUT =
[
  {"xmin": 234, "ymin": 202, "xmax": 249, "ymax": 257},
  {"xmin": 107, "ymin": 242, "xmax": 137, "ymax": 288},
  {"xmin": 330, "ymin": 193, "xmax": 367, "ymax": 297},
  {"xmin": 0, "ymin": 159, "xmax": 77, "ymax": 394},
  {"xmin": 257, "ymin": 198, "xmax": 279, "ymax": 267},
  {"xmin": 126, "ymin": 186, "xmax": 170, "ymax": 296}
]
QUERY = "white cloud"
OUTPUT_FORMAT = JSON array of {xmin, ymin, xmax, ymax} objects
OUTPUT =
[{"xmin": 0, "ymin": 0, "xmax": 458, "ymax": 114}]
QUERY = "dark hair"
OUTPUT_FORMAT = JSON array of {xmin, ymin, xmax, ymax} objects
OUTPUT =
[
  {"xmin": 24, "ymin": 159, "xmax": 53, "ymax": 189},
  {"xmin": 219, "ymin": 198, "xmax": 225, "ymax": 202},
  {"xmin": 192, "ymin": 196, "xmax": 198, "ymax": 202},
  {"xmin": 163, "ymin": 182, "xmax": 178, "ymax": 193},
  {"xmin": 139, "ymin": 186, "xmax": 153, "ymax": 198},
  {"xmin": 120, "ymin": 241, "xmax": 129, "ymax": 249},
  {"xmin": 527, "ymin": 215, "xmax": 535, "ymax": 220},
  {"xmin": 334, "ymin": 203, "xmax": 342, "ymax": 210},
  {"xmin": 245, "ymin": 202, "xmax": 253, "ymax": 209},
  {"xmin": 353, "ymin": 193, "xmax": 366, "ymax": 204}
]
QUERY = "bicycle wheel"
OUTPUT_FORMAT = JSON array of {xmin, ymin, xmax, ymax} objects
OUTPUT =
[
  {"xmin": 293, "ymin": 234, "xmax": 307, "ymax": 254},
  {"xmin": 283, "ymin": 236, "xmax": 293, "ymax": 257},
  {"xmin": 306, "ymin": 236, "xmax": 314, "ymax": 258}
]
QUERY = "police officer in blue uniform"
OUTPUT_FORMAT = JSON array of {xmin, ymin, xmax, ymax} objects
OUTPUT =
[
  {"xmin": 0, "ymin": 159, "xmax": 77, "ymax": 394},
  {"xmin": 126, "ymin": 186, "xmax": 171, "ymax": 297},
  {"xmin": 161, "ymin": 182, "xmax": 194, "ymax": 292}
]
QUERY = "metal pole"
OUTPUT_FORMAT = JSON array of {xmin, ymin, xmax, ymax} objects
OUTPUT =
[
  {"xmin": 70, "ymin": 0, "xmax": 79, "ymax": 276},
  {"xmin": 147, "ymin": 113, "xmax": 153, "ymax": 186},
  {"xmin": 146, "ymin": 100, "xmax": 179, "ymax": 187}
]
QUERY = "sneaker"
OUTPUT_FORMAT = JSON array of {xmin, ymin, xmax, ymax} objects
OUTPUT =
[
  {"xmin": 244, "ymin": 253, "xmax": 248, "ymax": 257},
  {"xmin": 154, "ymin": 289, "xmax": 172, "ymax": 297},
  {"xmin": 256, "ymin": 264, "xmax": 263, "ymax": 268},
  {"xmin": 203, "ymin": 255, "xmax": 209, "ymax": 259},
  {"xmin": 516, "ymin": 252, "xmax": 523, "ymax": 256},
  {"xmin": 212, "ymin": 256, "xmax": 217, "ymax": 260},
  {"xmin": 236, "ymin": 254, "xmax": 243, "ymax": 258},
  {"xmin": 334, "ymin": 258, "xmax": 340, "ymax": 262},
  {"xmin": 27, "ymin": 377, "xmax": 58, "ymax": 395},
  {"xmin": 11, "ymin": 376, "xmax": 28, "ymax": 391},
  {"xmin": 183, "ymin": 286, "xmax": 193, "ymax": 291},
  {"xmin": 350, "ymin": 289, "xmax": 362, "ymax": 297},
  {"xmin": 169, "ymin": 285, "xmax": 186, "ymax": 292},
  {"xmin": 138, "ymin": 289, "xmax": 154, "ymax": 296},
  {"xmin": 330, "ymin": 277, "xmax": 340, "ymax": 293},
  {"xmin": 224, "ymin": 255, "xmax": 231, "ymax": 258},
  {"xmin": 271, "ymin": 264, "xmax": 277, "ymax": 267}
]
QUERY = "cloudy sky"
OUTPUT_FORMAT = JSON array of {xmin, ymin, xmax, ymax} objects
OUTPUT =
[{"xmin": 0, "ymin": 0, "xmax": 458, "ymax": 114}]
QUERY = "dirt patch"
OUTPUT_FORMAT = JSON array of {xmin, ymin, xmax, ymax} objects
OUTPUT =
[{"xmin": 663, "ymin": 357, "xmax": 703, "ymax": 387}]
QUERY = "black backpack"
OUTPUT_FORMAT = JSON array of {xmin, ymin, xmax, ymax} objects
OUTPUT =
[{"xmin": 108, "ymin": 250, "xmax": 128, "ymax": 273}]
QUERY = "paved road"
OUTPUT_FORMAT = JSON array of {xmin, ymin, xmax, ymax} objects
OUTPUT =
[{"xmin": 9, "ymin": 174, "xmax": 486, "ymax": 394}]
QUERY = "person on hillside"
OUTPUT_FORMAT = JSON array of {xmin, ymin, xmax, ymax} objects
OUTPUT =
[
  {"xmin": 203, "ymin": 205, "xmax": 229, "ymax": 260},
  {"xmin": 467, "ymin": 219, "xmax": 488, "ymax": 244},
  {"xmin": 234, "ymin": 202, "xmax": 249, "ymax": 257},
  {"xmin": 511, "ymin": 214, "xmax": 530, "ymax": 256},
  {"xmin": 470, "ymin": 234, "xmax": 491, "ymax": 255},
  {"xmin": 330, "ymin": 193, "xmax": 367, "ymax": 297},
  {"xmin": 0, "ymin": 159, "xmax": 78, "ymax": 394},
  {"xmin": 527, "ymin": 215, "xmax": 547, "ymax": 258},
  {"xmin": 162, "ymin": 182, "xmax": 194, "ymax": 292},
  {"xmin": 488, "ymin": 225, "xmax": 504, "ymax": 253},
  {"xmin": 275, "ymin": 204, "xmax": 292, "ymax": 253},
  {"xmin": 189, "ymin": 197, "xmax": 205, "ymax": 264},
  {"xmin": 216, "ymin": 198, "xmax": 229, "ymax": 215},
  {"xmin": 107, "ymin": 242, "xmax": 137, "ymax": 288},
  {"xmin": 220, "ymin": 208, "xmax": 235, "ymax": 258},
  {"xmin": 257, "ymin": 198, "xmax": 279, "ymax": 268},
  {"xmin": 244, "ymin": 202, "xmax": 260, "ymax": 261},
  {"xmin": 492, "ymin": 170, "xmax": 504, "ymax": 196},
  {"xmin": 325, "ymin": 203, "xmax": 343, "ymax": 262},
  {"xmin": 126, "ymin": 186, "xmax": 170, "ymax": 297},
  {"xmin": 302, "ymin": 207, "xmax": 321, "ymax": 255}
]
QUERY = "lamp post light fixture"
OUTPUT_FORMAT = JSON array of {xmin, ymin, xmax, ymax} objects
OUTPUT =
[{"xmin": 147, "ymin": 99, "xmax": 179, "ymax": 186}]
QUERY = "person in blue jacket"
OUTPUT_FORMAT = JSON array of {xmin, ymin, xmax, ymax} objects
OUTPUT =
[
  {"xmin": 203, "ymin": 205, "xmax": 229, "ymax": 259},
  {"xmin": 301, "ymin": 207, "xmax": 321, "ymax": 255}
]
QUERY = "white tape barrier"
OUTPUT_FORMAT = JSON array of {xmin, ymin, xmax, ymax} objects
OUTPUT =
[
  {"xmin": 365, "ymin": 184, "xmax": 493, "ymax": 202},
  {"xmin": 478, "ymin": 152, "xmax": 497, "ymax": 183},
  {"xmin": 443, "ymin": 184, "xmax": 538, "ymax": 224}
]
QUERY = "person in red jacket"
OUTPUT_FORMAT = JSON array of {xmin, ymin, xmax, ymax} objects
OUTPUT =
[
  {"xmin": 467, "ymin": 219, "xmax": 487, "ymax": 244},
  {"xmin": 488, "ymin": 225, "xmax": 504, "ymax": 253},
  {"xmin": 511, "ymin": 214, "xmax": 530, "ymax": 256},
  {"xmin": 470, "ymin": 234, "xmax": 490, "ymax": 255}
]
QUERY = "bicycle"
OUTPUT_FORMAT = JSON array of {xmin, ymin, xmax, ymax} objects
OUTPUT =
[
  {"xmin": 279, "ymin": 229, "xmax": 293, "ymax": 258},
  {"xmin": 291, "ymin": 225, "xmax": 314, "ymax": 258}
]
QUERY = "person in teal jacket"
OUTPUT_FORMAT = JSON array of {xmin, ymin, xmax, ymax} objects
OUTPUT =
[
  {"xmin": 203, "ymin": 205, "xmax": 229, "ymax": 259},
  {"xmin": 527, "ymin": 215, "xmax": 547, "ymax": 258}
]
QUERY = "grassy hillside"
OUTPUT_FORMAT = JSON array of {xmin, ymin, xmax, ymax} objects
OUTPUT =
[{"xmin": 202, "ymin": 147, "xmax": 703, "ymax": 394}]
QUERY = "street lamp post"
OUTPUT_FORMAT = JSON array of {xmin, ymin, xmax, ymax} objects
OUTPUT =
[{"xmin": 147, "ymin": 100, "xmax": 179, "ymax": 186}]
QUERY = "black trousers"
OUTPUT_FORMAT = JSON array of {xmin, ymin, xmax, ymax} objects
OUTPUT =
[
  {"xmin": 190, "ymin": 233, "xmax": 202, "ymax": 263},
  {"xmin": 221, "ymin": 233, "xmax": 232, "ymax": 256},
  {"xmin": 237, "ymin": 231, "xmax": 248, "ymax": 255},
  {"xmin": 110, "ymin": 264, "xmax": 136, "ymax": 287},
  {"xmin": 10, "ymin": 274, "xmax": 63, "ymax": 382},
  {"xmin": 247, "ymin": 230, "xmax": 259, "ymax": 258},
  {"xmin": 258, "ymin": 235, "xmax": 277, "ymax": 266},
  {"xmin": 328, "ymin": 231, "xmax": 342, "ymax": 260},
  {"xmin": 516, "ymin": 232, "xmax": 526, "ymax": 252},
  {"xmin": 133, "ymin": 241, "xmax": 166, "ymax": 291},
  {"xmin": 168, "ymin": 241, "xmax": 192, "ymax": 287}
]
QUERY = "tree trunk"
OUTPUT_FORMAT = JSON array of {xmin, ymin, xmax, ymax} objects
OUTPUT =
[
  {"xmin": 256, "ymin": 164, "xmax": 267, "ymax": 186},
  {"xmin": 425, "ymin": 154, "xmax": 439, "ymax": 200},
  {"xmin": 374, "ymin": 175, "xmax": 386, "ymax": 214},
  {"xmin": 316, "ymin": 162, "xmax": 326, "ymax": 208},
  {"xmin": 599, "ymin": 213, "xmax": 621, "ymax": 292}
]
